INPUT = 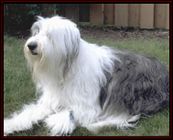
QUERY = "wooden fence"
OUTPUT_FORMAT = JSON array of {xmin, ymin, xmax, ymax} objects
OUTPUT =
[
  {"xmin": 61, "ymin": 4, "xmax": 169, "ymax": 29},
  {"xmin": 89, "ymin": 4, "xmax": 169, "ymax": 29}
]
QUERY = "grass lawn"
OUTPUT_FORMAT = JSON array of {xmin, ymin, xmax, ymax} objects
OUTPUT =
[{"xmin": 4, "ymin": 30, "xmax": 169, "ymax": 136}]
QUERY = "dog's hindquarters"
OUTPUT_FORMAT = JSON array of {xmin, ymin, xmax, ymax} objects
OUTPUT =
[{"xmin": 101, "ymin": 51, "xmax": 169, "ymax": 116}]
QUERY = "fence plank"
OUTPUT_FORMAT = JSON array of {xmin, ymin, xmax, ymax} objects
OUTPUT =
[
  {"xmin": 128, "ymin": 4, "xmax": 140, "ymax": 27},
  {"xmin": 155, "ymin": 4, "xmax": 169, "ymax": 29},
  {"xmin": 104, "ymin": 4, "xmax": 114, "ymax": 25},
  {"xmin": 140, "ymin": 4, "xmax": 154, "ymax": 29},
  {"xmin": 90, "ymin": 4, "xmax": 104, "ymax": 25},
  {"xmin": 114, "ymin": 4, "xmax": 128, "ymax": 27},
  {"xmin": 166, "ymin": 4, "xmax": 169, "ymax": 29}
]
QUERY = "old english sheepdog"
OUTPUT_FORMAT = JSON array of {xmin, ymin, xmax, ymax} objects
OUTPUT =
[{"xmin": 4, "ymin": 16, "xmax": 169, "ymax": 136}]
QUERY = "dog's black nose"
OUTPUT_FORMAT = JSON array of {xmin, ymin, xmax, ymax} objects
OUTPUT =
[{"xmin": 27, "ymin": 42, "xmax": 37, "ymax": 51}]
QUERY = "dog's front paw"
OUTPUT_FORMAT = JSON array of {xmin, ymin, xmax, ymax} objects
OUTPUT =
[{"xmin": 44, "ymin": 111, "xmax": 76, "ymax": 136}]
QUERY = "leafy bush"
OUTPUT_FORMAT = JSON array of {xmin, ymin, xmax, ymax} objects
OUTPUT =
[
  {"xmin": 4, "ymin": 4, "xmax": 42, "ymax": 37},
  {"xmin": 4, "ymin": 4, "xmax": 88, "ymax": 37}
]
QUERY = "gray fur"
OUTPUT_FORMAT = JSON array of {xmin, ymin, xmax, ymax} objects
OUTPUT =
[{"xmin": 100, "ymin": 50, "xmax": 169, "ymax": 116}]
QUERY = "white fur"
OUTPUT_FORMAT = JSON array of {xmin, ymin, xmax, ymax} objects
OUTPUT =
[
  {"xmin": 4, "ymin": 16, "xmax": 138, "ymax": 136},
  {"xmin": 44, "ymin": 110, "xmax": 76, "ymax": 136}
]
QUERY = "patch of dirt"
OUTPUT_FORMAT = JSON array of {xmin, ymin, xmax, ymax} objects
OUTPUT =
[{"xmin": 80, "ymin": 27, "xmax": 169, "ymax": 41}]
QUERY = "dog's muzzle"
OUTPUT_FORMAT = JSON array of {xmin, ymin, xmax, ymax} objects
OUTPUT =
[{"xmin": 27, "ymin": 42, "xmax": 38, "ymax": 55}]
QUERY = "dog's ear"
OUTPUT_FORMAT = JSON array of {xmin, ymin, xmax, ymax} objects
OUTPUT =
[
  {"xmin": 63, "ymin": 23, "xmax": 80, "ymax": 77},
  {"xmin": 64, "ymin": 23, "xmax": 80, "ymax": 58}
]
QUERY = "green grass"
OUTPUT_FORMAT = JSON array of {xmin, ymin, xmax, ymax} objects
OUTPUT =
[{"xmin": 4, "ymin": 34, "xmax": 169, "ymax": 136}]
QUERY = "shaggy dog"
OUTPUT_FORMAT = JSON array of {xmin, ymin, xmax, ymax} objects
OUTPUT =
[{"xmin": 4, "ymin": 16, "xmax": 169, "ymax": 136}]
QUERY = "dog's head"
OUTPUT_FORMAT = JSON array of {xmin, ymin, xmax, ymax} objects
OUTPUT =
[{"xmin": 24, "ymin": 16, "xmax": 81, "ymax": 76}]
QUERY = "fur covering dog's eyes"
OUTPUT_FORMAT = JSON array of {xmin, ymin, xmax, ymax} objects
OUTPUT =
[{"xmin": 31, "ymin": 28, "xmax": 39, "ymax": 36}]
